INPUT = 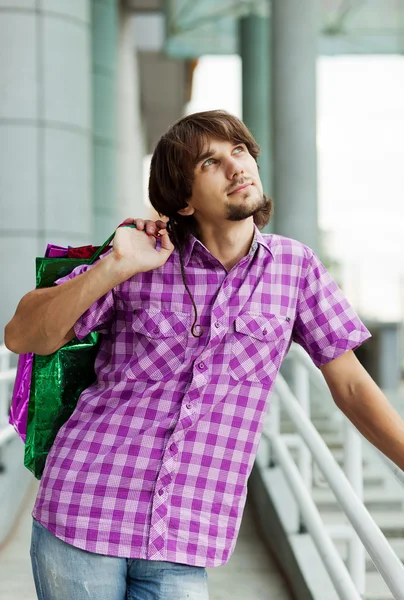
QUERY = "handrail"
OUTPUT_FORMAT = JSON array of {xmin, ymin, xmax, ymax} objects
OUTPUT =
[
  {"xmin": 287, "ymin": 343, "xmax": 366, "ymax": 581},
  {"xmin": 288, "ymin": 342, "xmax": 404, "ymax": 585},
  {"xmin": 370, "ymin": 444, "xmax": 404, "ymax": 489},
  {"xmin": 273, "ymin": 373, "xmax": 404, "ymax": 599},
  {"xmin": 269, "ymin": 433, "xmax": 362, "ymax": 599}
]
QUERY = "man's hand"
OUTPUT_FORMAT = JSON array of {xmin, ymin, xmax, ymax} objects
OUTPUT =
[
  {"xmin": 4, "ymin": 217, "xmax": 173, "ymax": 355},
  {"xmin": 120, "ymin": 217, "xmax": 168, "ymax": 238},
  {"xmin": 109, "ymin": 218, "xmax": 174, "ymax": 279}
]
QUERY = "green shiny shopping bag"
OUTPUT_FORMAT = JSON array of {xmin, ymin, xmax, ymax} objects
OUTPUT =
[{"xmin": 24, "ymin": 231, "xmax": 117, "ymax": 479}]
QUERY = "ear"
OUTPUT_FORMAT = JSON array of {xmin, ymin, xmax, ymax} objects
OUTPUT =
[{"xmin": 177, "ymin": 203, "xmax": 195, "ymax": 216}]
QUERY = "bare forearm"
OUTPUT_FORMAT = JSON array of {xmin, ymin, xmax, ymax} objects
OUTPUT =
[
  {"xmin": 335, "ymin": 380, "xmax": 404, "ymax": 471},
  {"xmin": 4, "ymin": 254, "xmax": 130, "ymax": 355},
  {"xmin": 4, "ymin": 223, "xmax": 174, "ymax": 355}
]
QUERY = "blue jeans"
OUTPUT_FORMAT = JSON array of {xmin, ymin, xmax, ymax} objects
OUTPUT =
[{"xmin": 30, "ymin": 519, "xmax": 209, "ymax": 600}]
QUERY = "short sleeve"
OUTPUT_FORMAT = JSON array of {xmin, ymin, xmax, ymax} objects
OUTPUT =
[
  {"xmin": 56, "ymin": 263, "xmax": 115, "ymax": 340},
  {"xmin": 292, "ymin": 248, "xmax": 371, "ymax": 367}
]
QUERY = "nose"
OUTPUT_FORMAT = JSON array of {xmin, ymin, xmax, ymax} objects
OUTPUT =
[{"xmin": 225, "ymin": 155, "xmax": 244, "ymax": 180}]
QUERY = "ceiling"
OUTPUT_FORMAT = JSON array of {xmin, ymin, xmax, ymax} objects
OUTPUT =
[
  {"xmin": 127, "ymin": 0, "xmax": 404, "ymax": 152},
  {"xmin": 127, "ymin": 0, "xmax": 404, "ymax": 56}
]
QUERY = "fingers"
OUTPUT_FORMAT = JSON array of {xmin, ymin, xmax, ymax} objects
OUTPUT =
[
  {"xmin": 155, "ymin": 220, "xmax": 168, "ymax": 231},
  {"xmin": 121, "ymin": 218, "xmax": 166, "ymax": 238}
]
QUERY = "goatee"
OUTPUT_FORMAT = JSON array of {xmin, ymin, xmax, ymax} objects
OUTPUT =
[{"xmin": 225, "ymin": 193, "xmax": 271, "ymax": 223}]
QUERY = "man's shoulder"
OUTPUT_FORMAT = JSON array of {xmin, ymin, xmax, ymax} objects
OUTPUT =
[{"xmin": 261, "ymin": 233, "xmax": 314, "ymax": 262}]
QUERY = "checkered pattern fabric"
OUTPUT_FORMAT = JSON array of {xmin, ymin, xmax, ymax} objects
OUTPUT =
[{"xmin": 33, "ymin": 229, "xmax": 370, "ymax": 567}]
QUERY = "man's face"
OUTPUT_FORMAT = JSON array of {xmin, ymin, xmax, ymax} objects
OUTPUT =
[{"xmin": 180, "ymin": 138, "xmax": 265, "ymax": 226}]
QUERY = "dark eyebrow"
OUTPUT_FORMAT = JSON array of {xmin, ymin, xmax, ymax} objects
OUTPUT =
[{"xmin": 195, "ymin": 149, "xmax": 216, "ymax": 167}]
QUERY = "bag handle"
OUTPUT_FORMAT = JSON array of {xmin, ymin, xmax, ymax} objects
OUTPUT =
[{"xmin": 88, "ymin": 224, "xmax": 136, "ymax": 265}]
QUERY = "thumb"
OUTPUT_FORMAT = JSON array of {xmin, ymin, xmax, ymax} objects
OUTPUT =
[{"xmin": 158, "ymin": 231, "xmax": 175, "ymax": 256}]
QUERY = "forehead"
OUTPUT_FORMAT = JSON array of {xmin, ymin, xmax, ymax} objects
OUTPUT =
[{"xmin": 199, "ymin": 137, "xmax": 236, "ymax": 153}]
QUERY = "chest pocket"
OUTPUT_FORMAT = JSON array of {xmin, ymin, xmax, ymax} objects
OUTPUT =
[
  {"xmin": 126, "ymin": 309, "xmax": 191, "ymax": 382},
  {"xmin": 229, "ymin": 312, "xmax": 292, "ymax": 383}
]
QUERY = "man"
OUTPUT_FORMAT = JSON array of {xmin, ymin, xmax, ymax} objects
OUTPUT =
[{"xmin": 5, "ymin": 110, "xmax": 404, "ymax": 600}]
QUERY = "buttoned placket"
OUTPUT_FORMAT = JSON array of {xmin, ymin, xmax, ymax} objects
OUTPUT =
[
  {"xmin": 148, "ymin": 245, "xmax": 260, "ymax": 561},
  {"xmin": 173, "ymin": 256, "xmax": 252, "ymax": 429},
  {"xmin": 147, "ymin": 435, "xmax": 179, "ymax": 560}
]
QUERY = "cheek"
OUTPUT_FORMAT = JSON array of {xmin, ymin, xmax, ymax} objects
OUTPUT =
[
  {"xmin": 190, "ymin": 180, "xmax": 220, "ymax": 212},
  {"xmin": 251, "ymin": 160, "xmax": 260, "ymax": 176},
  {"xmin": 251, "ymin": 164, "xmax": 263, "ymax": 190}
]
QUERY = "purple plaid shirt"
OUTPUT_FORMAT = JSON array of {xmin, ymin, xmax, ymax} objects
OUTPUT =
[{"xmin": 33, "ymin": 229, "xmax": 370, "ymax": 567}]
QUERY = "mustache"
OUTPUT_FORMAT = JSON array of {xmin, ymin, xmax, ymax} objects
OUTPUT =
[{"xmin": 227, "ymin": 179, "xmax": 252, "ymax": 195}]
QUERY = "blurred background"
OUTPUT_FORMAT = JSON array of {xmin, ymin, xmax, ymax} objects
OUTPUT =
[{"xmin": 2, "ymin": 3, "xmax": 404, "ymax": 599}]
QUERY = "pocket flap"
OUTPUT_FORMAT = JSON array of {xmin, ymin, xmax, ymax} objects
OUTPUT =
[
  {"xmin": 132, "ymin": 309, "xmax": 190, "ymax": 338},
  {"xmin": 234, "ymin": 313, "xmax": 290, "ymax": 342}
]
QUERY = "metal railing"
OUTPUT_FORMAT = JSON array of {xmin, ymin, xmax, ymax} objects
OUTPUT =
[
  {"xmin": 0, "ymin": 344, "xmax": 17, "ymax": 448},
  {"xmin": 266, "ymin": 343, "xmax": 404, "ymax": 599},
  {"xmin": 376, "ymin": 451, "xmax": 404, "ymax": 488}
]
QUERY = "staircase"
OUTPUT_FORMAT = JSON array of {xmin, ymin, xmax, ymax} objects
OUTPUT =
[{"xmin": 280, "ymin": 383, "xmax": 404, "ymax": 600}]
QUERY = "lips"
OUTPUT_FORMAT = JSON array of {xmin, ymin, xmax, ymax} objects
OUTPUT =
[{"xmin": 228, "ymin": 183, "xmax": 251, "ymax": 195}]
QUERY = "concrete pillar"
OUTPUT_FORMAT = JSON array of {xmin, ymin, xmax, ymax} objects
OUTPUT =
[
  {"xmin": 0, "ymin": 1, "xmax": 92, "ymax": 335},
  {"xmin": 117, "ymin": 6, "xmax": 146, "ymax": 222},
  {"xmin": 239, "ymin": 11, "xmax": 273, "ymax": 232},
  {"xmin": 271, "ymin": 0, "xmax": 319, "ymax": 254},
  {"xmin": 91, "ymin": 0, "xmax": 118, "ymax": 243},
  {"xmin": 379, "ymin": 324, "xmax": 400, "ymax": 391}
]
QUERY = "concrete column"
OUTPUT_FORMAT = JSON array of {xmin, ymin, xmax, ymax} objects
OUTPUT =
[
  {"xmin": 239, "ymin": 11, "xmax": 272, "ymax": 232},
  {"xmin": 91, "ymin": 0, "xmax": 118, "ymax": 243},
  {"xmin": 0, "ymin": 1, "xmax": 92, "ymax": 335},
  {"xmin": 117, "ymin": 6, "xmax": 146, "ymax": 222},
  {"xmin": 379, "ymin": 324, "xmax": 400, "ymax": 391},
  {"xmin": 272, "ymin": 0, "xmax": 319, "ymax": 254}
]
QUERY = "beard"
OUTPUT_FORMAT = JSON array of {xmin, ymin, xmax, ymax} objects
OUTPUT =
[{"xmin": 225, "ymin": 191, "xmax": 270, "ymax": 222}]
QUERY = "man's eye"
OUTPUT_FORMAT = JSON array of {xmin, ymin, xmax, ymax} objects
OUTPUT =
[
  {"xmin": 234, "ymin": 145, "xmax": 244, "ymax": 154},
  {"xmin": 203, "ymin": 158, "xmax": 215, "ymax": 168}
]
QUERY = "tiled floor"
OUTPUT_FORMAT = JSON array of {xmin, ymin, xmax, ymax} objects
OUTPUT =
[
  {"xmin": 0, "ymin": 481, "xmax": 38, "ymax": 600},
  {"xmin": 207, "ymin": 503, "xmax": 293, "ymax": 600},
  {"xmin": 0, "ymin": 484, "xmax": 292, "ymax": 600}
]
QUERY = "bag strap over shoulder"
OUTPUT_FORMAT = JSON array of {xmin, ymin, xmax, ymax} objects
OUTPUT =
[{"xmin": 88, "ymin": 224, "xmax": 136, "ymax": 265}]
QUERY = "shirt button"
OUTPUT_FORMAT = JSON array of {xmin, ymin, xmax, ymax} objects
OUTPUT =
[
  {"xmin": 198, "ymin": 362, "xmax": 206, "ymax": 371},
  {"xmin": 153, "ymin": 326, "xmax": 159, "ymax": 334},
  {"xmin": 186, "ymin": 403, "xmax": 191, "ymax": 410},
  {"xmin": 262, "ymin": 328, "xmax": 268, "ymax": 336},
  {"xmin": 158, "ymin": 488, "xmax": 164, "ymax": 496},
  {"xmin": 214, "ymin": 322, "xmax": 220, "ymax": 329},
  {"xmin": 170, "ymin": 443, "xmax": 177, "ymax": 453}
]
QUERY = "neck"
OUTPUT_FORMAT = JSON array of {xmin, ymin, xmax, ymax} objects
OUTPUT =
[{"xmin": 197, "ymin": 219, "xmax": 255, "ymax": 271}]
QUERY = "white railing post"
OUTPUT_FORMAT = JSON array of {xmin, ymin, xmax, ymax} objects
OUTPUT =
[
  {"xmin": 291, "ymin": 359, "xmax": 312, "ymax": 492},
  {"xmin": 274, "ymin": 372, "xmax": 404, "ymax": 600},
  {"xmin": 271, "ymin": 434, "xmax": 362, "ymax": 600},
  {"xmin": 344, "ymin": 419, "xmax": 366, "ymax": 595}
]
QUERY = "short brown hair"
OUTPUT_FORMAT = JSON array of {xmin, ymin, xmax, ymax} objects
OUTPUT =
[{"xmin": 148, "ymin": 109, "xmax": 273, "ymax": 247}]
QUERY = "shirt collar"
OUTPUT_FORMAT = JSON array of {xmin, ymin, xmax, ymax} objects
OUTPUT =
[
  {"xmin": 180, "ymin": 225, "xmax": 273, "ymax": 268},
  {"xmin": 253, "ymin": 225, "xmax": 274, "ymax": 257}
]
